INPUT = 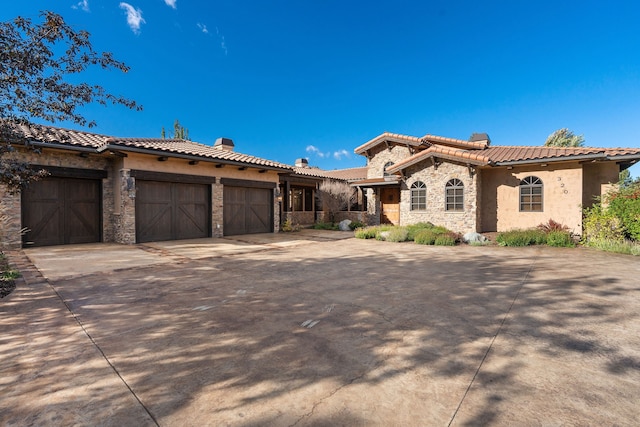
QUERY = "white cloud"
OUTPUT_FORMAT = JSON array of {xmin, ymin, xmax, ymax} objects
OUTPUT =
[
  {"xmin": 306, "ymin": 145, "xmax": 326, "ymax": 158},
  {"xmin": 333, "ymin": 149, "xmax": 350, "ymax": 160},
  {"xmin": 197, "ymin": 23, "xmax": 209, "ymax": 34},
  {"xmin": 216, "ymin": 27, "xmax": 228, "ymax": 56},
  {"xmin": 164, "ymin": 0, "xmax": 177, "ymax": 9},
  {"xmin": 119, "ymin": 3, "xmax": 145, "ymax": 34},
  {"xmin": 71, "ymin": 0, "xmax": 90, "ymax": 12}
]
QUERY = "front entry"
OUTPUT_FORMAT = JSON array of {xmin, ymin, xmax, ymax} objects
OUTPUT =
[{"xmin": 380, "ymin": 187, "xmax": 400, "ymax": 225}]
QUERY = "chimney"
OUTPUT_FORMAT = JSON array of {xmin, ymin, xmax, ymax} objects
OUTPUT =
[
  {"xmin": 469, "ymin": 133, "xmax": 490, "ymax": 144},
  {"xmin": 295, "ymin": 158, "xmax": 309, "ymax": 168},
  {"xmin": 214, "ymin": 137, "xmax": 234, "ymax": 151}
]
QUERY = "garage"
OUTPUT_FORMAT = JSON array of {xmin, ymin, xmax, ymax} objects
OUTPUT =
[
  {"xmin": 135, "ymin": 179, "xmax": 211, "ymax": 243},
  {"xmin": 22, "ymin": 173, "xmax": 103, "ymax": 247},
  {"xmin": 222, "ymin": 179, "xmax": 274, "ymax": 236}
]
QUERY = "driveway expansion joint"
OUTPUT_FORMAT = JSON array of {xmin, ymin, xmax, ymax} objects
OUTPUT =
[
  {"xmin": 447, "ymin": 250, "xmax": 539, "ymax": 427},
  {"xmin": 9, "ymin": 251, "xmax": 161, "ymax": 427}
]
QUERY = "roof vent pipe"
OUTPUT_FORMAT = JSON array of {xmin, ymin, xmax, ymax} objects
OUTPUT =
[{"xmin": 214, "ymin": 137, "xmax": 235, "ymax": 151}]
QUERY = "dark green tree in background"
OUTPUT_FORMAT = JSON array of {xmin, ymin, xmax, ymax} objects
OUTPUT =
[{"xmin": 544, "ymin": 128, "xmax": 585, "ymax": 147}]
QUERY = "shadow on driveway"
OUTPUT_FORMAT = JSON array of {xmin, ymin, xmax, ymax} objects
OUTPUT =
[{"xmin": 2, "ymin": 234, "xmax": 640, "ymax": 426}]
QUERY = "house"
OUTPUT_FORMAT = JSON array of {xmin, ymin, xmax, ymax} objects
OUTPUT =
[
  {"xmin": 279, "ymin": 158, "xmax": 368, "ymax": 226},
  {"xmin": 0, "ymin": 123, "xmax": 291, "ymax": 249},
  {"xmin": 352, "ymin": 132, "xmax": 640, "ymax": 234}
]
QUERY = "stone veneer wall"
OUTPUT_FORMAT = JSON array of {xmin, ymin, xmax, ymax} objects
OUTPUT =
[
  {"xmin": 212, "ymin": 182, "xmax": 224, "ymax": 237},
  {"xmin": 0, "ymin": 149, "xmax": 115, "ymax": 250},
  {"xmin": 364, "ymin": 144, "xmax": 413, "ymax": 225},
  {"xmin": 112, "ymin": 168, "xmax": 136, "ymax": 244},
  {"xmin": 0, "ymin": 186, "xmax": 22, "ymax": 250},
  {"xmin": 401, "ymin": 161, "xmax": 478, "ymax": 233},
  {"xmin": 272, "ymin": 188, "xmax": 280, "ymax": 233}
]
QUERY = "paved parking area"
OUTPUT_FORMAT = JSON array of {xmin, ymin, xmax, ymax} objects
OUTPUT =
[{"xmin": 2, "ymin": 230, "xmax": 640, "ymax": 426}]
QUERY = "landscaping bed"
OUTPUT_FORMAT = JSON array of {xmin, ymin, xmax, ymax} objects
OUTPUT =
[{"xmin": 0, "ymin": 252, "xmax": 17, "ymax": 298}]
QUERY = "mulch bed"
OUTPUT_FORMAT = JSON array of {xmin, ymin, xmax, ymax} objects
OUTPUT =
[{"xmin": 0, "ymin": 252, "xmax": 17, "ymax": 298}]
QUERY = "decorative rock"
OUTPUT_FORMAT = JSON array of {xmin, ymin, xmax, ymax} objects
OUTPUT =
[
  {"xmin": 463, "ymin": 232, "xmax": 488, "ymax": 243},
  {"xmin": 378, "ymin": 231, "xmax": 390, "ymax": 240},
  {"xmin": 338, "ymin": 219, "xmax": 352, "ymax": 231}
]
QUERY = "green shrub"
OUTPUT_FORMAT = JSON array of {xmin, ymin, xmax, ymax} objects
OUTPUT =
[
  {"xmin": 354, "ymin": 226, "xmax": 377, "ymax": 239},
  {"xmin": 582, "ymin": 204, "xmax": 625, "ymax": 243},
  {"xmin": 414, "ymin": 229, "xmax": 438, "ymax": 245},
  {"xmin": 606, "ymin": 186, "xmax": 640, "ymax": 241},
  {"xmin": 405, "ymin": 222, "xmax": 435, "ymax": 240},
  {"xmin": 354, "ymin": 225, "xmax": 392, "ymax": 239},
  {"xmin": 385, "ymin": 227, "xmax": 409, "ymax": 242},
  {"xmin": 585, "ymin": 238, "xmax": 640, "ymax": 256},
  {"xmin": 546, "ymin": 231, "xmax": 575, "ymax": 247},
  {"xmin": 434, "ymin": 232, "xmax": 457, "ymax": 246},
  {"xmin": 349, "ymin": 220, "xmax": 365, "ymax": 230},
  {"xmin": 496, "ymin": 229, "xmax": 547, "ymax": 246},
  {"xmin": 281, "ymin": 219, "xmax": 301, "ymax": 232},
  {"xmin": 312, "ymin": 221, "xmax": 338, "ymax": 230}
]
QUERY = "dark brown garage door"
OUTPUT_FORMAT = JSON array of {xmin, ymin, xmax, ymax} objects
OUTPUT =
[
  {"xmin": 136, "ymin": 180, "xmax": 210, "ymax": 243},
  {"xmin": 223, "ymin": 186, "xmax": 273, "ymax": 235},
  {"xmin": 22, "ymin": 177, "xmax": 102, "ymax": 247}
]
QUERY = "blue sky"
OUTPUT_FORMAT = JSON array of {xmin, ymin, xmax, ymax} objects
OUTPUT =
[{"xmin": 3, "ymin": 1, "xmax": 640, "ymax": 175}]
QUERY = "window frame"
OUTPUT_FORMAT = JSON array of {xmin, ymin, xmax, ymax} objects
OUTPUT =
[
  {"xmin": 410, "ymin": 181, "xmax": 427, "ymax": 211},
  {"xmin": 519, "ymin": 176, "xmax": 543, "ymax": 212},
  {"xmin": 445, "ymin": 178, "xmax": 464, "ymax": 212},
  {"xmin": 383, "ymin": 161, "xmax": 394, "ymax": 177}
]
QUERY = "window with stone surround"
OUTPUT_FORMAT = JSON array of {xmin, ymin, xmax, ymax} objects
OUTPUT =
[
  {"xmin": 410, "ymin": 181, "xmax": 426, "ymax": 210},
  {"xmin": 520, "ymin": 176, "xmax": 543, "ymax": 212},
  {"xmin": 383, "ymin": 161, "xmax": 394, "ymax": 177},
  {"xmin": 445, "ymin": 179, "xmax": 464, "ymax": 212}
]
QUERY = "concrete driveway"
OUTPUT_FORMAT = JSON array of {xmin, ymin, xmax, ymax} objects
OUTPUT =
[{"xmin": 2, "ymin": 230, "xmax": 639, "ymax": 426}]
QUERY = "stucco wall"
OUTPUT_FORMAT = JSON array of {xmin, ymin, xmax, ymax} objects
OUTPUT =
[
  {"xmin": 401, "ymin": 161, "xmax": 479, "ymax": 233},
  {"xmin": 480, "ymin": 163, "xmax": 584, "ymax": 233},
  {"xmin": 582, "ymin": 162, "xmax": 620, "ymax": 208},
  {"xmin": 122, "ymin": 153, "xmax": 281, "ymax": 184}
]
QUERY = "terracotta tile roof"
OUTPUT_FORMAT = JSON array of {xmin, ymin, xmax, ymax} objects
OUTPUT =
[
  {"xmin": 387, "ymin": 145, "xmax": 491, "ymax": 173},
  {"xmin": 3, "ymin": 122, "xmax": 291, "ymax": 170},
  {"xmin": 103, "ymin": 138, "xmax": 291, "ymax": 169},
  {"xmin": 291, "ymin": 166, "xmax": 368, "ymax": 181},
  {"xmin": 483, "ymin": 146, "xmax": 640, "ymax": 164},
  {"xmin": 2, "ymin": 121, "xmax": 110, "ymax": 148},
  {"xmin": 354, "ymin": 132, "xmax": 422, "ymax": 154},
  {"xmin": 421, "ymin": 134, "xmax": 490, "ymax": 150}
]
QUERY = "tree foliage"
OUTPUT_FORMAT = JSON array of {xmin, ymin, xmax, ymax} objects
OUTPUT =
[
  {"xmin": 544, "ymin": 128, "xmax": 585, "ymax": 147},
  {"xmin": 0, "ymin": 11, "xmax": 141, "ymax": 192},
  {"xmin": 317, "ymin": 179, "xmax": 356, "ymax": 223},
  {"xmin": 583, "ymin": 177, "xmax": 640, "ymax": 243},
  {"xmin": 162, "ymin": 119, "xmax": 190, "ymax": 140}
]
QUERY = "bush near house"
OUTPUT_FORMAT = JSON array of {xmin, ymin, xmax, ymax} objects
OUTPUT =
[
  {"xmin": 582, "ymin": 178, "xmax": 640, "ymax": 255},
  {"xmin": 1, "ymin": 252, "xmax": 18, "ymax": 298},
  {"xmin": 496, "ymin": 229, "xmax": 548, "ymax": 246},
  {"xmin": 355, "ymin": 222, "xmax": 460, "ymax": 245}
]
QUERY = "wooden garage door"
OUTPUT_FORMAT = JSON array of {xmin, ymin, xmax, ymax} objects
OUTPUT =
[
  {"xmin": 136, "ymin": 180, "xmax": 210, "ymax": 243},
  {"xmin": 223, "ymin": 186, "xmax": 273, "ymax": 235},
  {"xmin": 22, "ymin": 177, "xmax": 101, "ymax": 247}
]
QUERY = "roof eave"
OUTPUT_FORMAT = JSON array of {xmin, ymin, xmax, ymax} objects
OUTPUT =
[
  {"xmin": 493, "ymin": 153, "xmax": 607, "ymax": 166},
  {"xmin": 102, "ymin": 144, "xmax": 292, "ymax": 172}
]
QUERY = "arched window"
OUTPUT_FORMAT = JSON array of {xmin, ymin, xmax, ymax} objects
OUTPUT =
[
  {"xmin": 445, "ymin": 178, "xmax": 464, "ymax": 211},
  {"xmin": 410, "ymin": 181, "xmax": 426, "ymax": 211},
  {"xmin": 383, "ymin": 161, "xmax": 394, "ymax": 176},
  {"xmin": 520, "ymin": 176, "xmax": 543, "ymax": 211}
]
